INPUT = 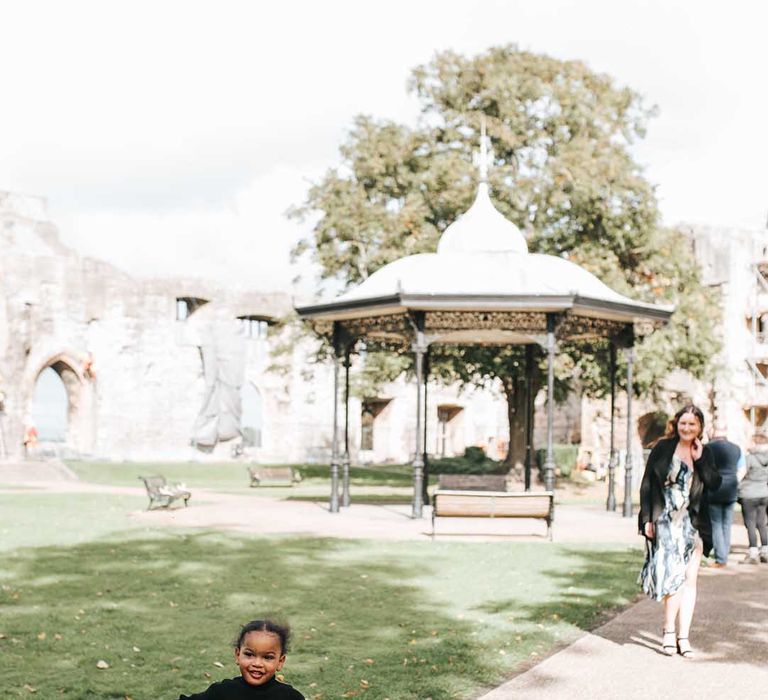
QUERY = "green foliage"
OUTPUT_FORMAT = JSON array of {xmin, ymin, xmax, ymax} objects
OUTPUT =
[
  {"xmin": 429, "ymin": 446, "xmax": 505, "ymax": 475},
  {"xmin": 349, "ymin": 349, "xmax": 410, "ymax": 400},
  {"xmin": 536, "ymin": 444, "xmax": 580, "ymax": 480},
  {"xmin": 291, "ymin": 44, "xmax": 720, "ymax": 450}
]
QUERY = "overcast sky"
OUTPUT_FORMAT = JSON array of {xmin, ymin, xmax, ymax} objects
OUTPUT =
[{"xmin": 1, "ymin": 0, "xmax": 765, "ymax": 296}]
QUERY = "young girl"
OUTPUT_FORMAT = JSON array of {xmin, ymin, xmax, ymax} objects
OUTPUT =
[{"xmin": 179, "ymin": 619, "xmax": 305, "ymax": 699}]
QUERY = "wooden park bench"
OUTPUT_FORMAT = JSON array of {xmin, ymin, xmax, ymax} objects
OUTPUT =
[
  {"xmin": 431, "ymin": 489, "xmax": 554, "ymax": 540},
  {"xmin": 139, "ymin": 475, "xmax": 191, "ymax": 510},
  {"xmin": 437, "ymin": 474, "xmax": 509, "ymax": 491},
  {"xmin": 246, "ymin": 466, "xmax": 302, "ymax": 488}
]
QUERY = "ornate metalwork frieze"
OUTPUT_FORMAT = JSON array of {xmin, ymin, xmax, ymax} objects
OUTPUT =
[
  {"xmin": 559, "ymin": 315, "xmax": 628, "ymax": 341},
  {"xmin": 339, "ymin": 313, "xmax": 412, "ymax": 341},
  {"xmin": 424, "ymin": 310, "xmax": 548, "ymax": 333}
]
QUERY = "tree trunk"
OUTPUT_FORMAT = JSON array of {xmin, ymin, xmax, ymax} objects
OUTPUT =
[{"xmin": 503, "ymin": 375, "xmax": 527, "ymax": 470}]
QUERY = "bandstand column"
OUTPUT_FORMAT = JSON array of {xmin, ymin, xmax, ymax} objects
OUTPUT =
[
  {"xmin": 329, "ymin": 323, "xmax": 341, "ymax": 513},
  {"xmin": 543, "ymin": 314, "xmax": 557, "ymax": 492},
  {"xmin": 623, "ymin": 343, "xmax": 635, "ymax": 517},
  {"xmin": 422, "ymin": 348, "xmax": 430, "ymax": 506},
  {"xmin": 606, "ymin": 343, "xmax": 617, "ymax": 511},
  {"xmin": 341, "ymin": 346, "xmax": 351, "ymax": 508},
  {"xmin": 411, "ymin": 312, "xmax": 427, "ymax": 519},
  {"xmin": 524, "ymin": 344, "xmax": 535, "ymax": 492}
]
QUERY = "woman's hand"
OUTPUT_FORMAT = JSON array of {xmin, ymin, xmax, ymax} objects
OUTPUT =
[
  {"xmin": 691, "ymin": 438, "xmax": 703, "ymax": 462},
  {"xmin": 644, "ymin": 521, "xmax": 655, "ymax": 539}
]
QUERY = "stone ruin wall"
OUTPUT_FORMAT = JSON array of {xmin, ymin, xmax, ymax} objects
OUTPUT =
[
  {"xmin": 4, "ymin": 191, "xmax": 761, "ymax": 468},
  {"xmin": 0, "ymin": 193, "xmax": 293, "ymax": 461}
]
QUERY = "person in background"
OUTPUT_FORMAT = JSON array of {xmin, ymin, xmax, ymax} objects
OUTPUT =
[
  {"xmin": 738, "ymin": 433, "xmax": 768, "ymax": 565},
  {"xmin": 706, "ymin": 424, "xmax": 745, "ymax": 567}
]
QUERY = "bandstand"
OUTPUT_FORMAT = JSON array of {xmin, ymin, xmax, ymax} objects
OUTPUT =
[{"xmin": 296, "ymin": 141, "xmax": 673, "ymax": 520}]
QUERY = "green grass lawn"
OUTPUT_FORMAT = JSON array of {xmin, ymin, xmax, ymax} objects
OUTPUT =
[
  {"xmin": 63, "ymin": 461, "xmax": 429, "ymax": 504},
  {"xmin": 65, "ymin": 461, "xmax": 425, "ymax": 489},
  {"xmin": 0, "ymin": 489, "xmax": 643, "ymax": 700}
]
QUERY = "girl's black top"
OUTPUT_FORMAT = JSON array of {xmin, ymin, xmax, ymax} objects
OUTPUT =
[{"xmin": 179, "ymin": 676, "xmax": 305, "ymax": 699}]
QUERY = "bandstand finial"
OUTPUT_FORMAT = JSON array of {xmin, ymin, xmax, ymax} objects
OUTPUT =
[{"xmin": 479, "ymin": 114, "xmax": 488, "ymax": 183}]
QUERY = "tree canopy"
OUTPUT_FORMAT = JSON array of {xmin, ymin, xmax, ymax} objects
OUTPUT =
[{"xmin": 290, "ymin": 44, "xmax": 719, "ymax": 465}]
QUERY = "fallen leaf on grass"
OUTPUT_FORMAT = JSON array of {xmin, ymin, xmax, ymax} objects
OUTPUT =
[
  {"xmin": 96, "ymin": 660, "xmax": 110, "ymax": 669},
  {"xmin": 213, "ymin": 661, "xmax": 224, "ymax": 668},
  {"xmin": 132, "ymin": 646, "xmax": 140, "ymax": 652},
  {"xmin": 23, "ymin": 684, "xmax": 36, "ymax": 693},
  {"xmin": 37, "ymin": 632, "xmax": 46, "ymax": 640}
]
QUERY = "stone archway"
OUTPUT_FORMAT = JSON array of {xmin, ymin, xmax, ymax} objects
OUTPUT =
[
  {"xmin": 28, "ymin": 354, "xmax": 95, "ymax": 457},
  {"xmin": 31, "ymin": 367, "xmax": 68, "ymax": 443},
  {"xmin": 637, "ymin": 410, "xmax": 668, "ymax": 448}
]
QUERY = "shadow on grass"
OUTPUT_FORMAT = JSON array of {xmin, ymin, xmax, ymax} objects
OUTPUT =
[
  {"xmin": 474, "ymin": 547, "xmax": 642, "ymax": 632},
  {"xmin": 0, "ymin": 533, "xmax": 501, "ymax": 700}
]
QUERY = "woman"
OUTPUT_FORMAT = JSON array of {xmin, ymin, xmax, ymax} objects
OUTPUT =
[
  {"xmin": 638, "ymin": 405, "xmax": 721, "ymax": 659},
  {"xmin": 737, "ymin": 433, "xmax": 768, "ymax": 565}
]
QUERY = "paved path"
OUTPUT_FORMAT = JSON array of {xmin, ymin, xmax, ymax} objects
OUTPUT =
[
  {"xmin": 479, "ymin": 557, "xmax": 768, "ymax": 699},
  {"xmin": 0, "ymin": 471, "xmax": 650, "ymax": 543}
]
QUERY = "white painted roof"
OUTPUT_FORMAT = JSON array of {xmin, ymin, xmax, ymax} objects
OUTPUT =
[
  {"xmin": 335, "ymin": 183, "xmax": 646, "ymax": 308},
  {"xmin": 335, "ymin": 249, "xmax": 637, "ymax": 305},
  {"xmin": 437, "ymin": 182, "xmax": 528, "ymax": 254}
]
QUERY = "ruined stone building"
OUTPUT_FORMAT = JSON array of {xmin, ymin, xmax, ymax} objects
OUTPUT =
[
  {"xmin": 0, "ymin": 192, "xmax": 517, "ymax": 465},
  {"xmin": 1, "ymin": 191, "xmax": 765, "ymax": 468}
]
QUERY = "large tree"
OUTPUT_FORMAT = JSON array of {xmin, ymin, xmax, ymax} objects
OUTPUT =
[{"xmin": 291, "ymin": 45, "xmax": 719, "ymax": 467}]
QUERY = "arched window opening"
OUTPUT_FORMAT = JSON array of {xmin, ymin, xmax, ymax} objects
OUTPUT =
[
  {"xmin": 637, "ymin": 410, "xmax": 668, "ymax": 448},
  {"xmin": 360, "ymin": 398, "xmax": 390, "ymax": 452},
  {"xmin": 436, "ymin": 404, "xmax": 464, "ymax": 457},
  {"xmin": 31, "ymin": 367, "xmax": 68, "ymax": 442},
  {"xmin": 240, "ymin": 382, "xmax": 263, "ymax": 448}
]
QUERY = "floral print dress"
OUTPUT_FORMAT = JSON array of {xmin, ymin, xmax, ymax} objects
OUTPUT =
[{"xmin": 639, "ymin": 456, "xmax": 698, "ymax": 601}]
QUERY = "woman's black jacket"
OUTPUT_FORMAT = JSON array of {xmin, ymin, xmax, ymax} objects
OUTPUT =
[{"xmin": 638, "ymin": 437, "xmax": 722, "ymax": 554}]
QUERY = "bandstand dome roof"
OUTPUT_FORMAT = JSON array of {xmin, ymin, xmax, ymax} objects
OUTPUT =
[{"xmin": 296, "ymin": 178, "xmax": 673, "ymax": 335}]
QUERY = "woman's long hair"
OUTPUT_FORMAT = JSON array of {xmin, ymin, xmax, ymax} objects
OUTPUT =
[{"xmin": 662, "ymin": 404, "xmax": 705, "ymax": 440}]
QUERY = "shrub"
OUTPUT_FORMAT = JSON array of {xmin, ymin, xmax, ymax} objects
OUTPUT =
[
  {"xmin": 535, "ymin": 444, "xmax": 579, "ymax": 480},
  {"xmin": 429, "ymin": 447, "xmax": 505, "ymax": 475}
]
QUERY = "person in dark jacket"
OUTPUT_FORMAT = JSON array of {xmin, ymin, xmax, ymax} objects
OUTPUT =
[
  {"xmin": 638, "ymin": 405, "xmax": 721, "ymax": 659},
  {"xmin": 738, "ymin": 433, "xmax": 768, "ymax": 565},
  {"xmin": 706, "ymin": 426, "xmax": 744, "ymax": 567}
]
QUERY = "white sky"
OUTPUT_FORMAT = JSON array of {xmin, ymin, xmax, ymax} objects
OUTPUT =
[{"xmin": 1, "ymin": 0, "xmax": 766, "ymax": 295}]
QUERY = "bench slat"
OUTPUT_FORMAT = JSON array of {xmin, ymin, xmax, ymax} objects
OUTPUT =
[{"xmin": 431, "ymin": 489, "xmax": 553, "ymax": 539}]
